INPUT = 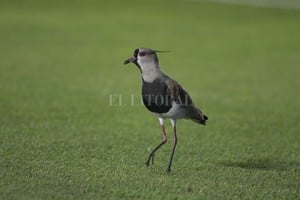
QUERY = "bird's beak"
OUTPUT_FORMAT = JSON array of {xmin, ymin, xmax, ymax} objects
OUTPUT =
[{"xmin": 124, "ymin": 56, "xmax": 136, "ymax": 65}]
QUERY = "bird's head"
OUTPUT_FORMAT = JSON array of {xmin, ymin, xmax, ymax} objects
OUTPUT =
[
  {"xmin": 124, "ymin": 48, "xmax": 170, "ymax": 81},
  {"xmin": 124, "ymin": 48, "xmax": 159, "ymax": 68}
]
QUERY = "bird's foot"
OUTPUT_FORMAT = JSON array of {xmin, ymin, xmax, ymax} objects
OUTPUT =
[
  {"xmin": 166, "ymin": 167, "xmax": 172, "ymax": 174},
  {"xmin": 145, "ymin": 154, "xmax": 155, "ymax": 166}
]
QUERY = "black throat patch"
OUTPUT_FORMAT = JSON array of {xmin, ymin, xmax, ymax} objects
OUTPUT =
[{"xmin": 141, "ymin": 79, "xmax": 172, "ymax": 114}]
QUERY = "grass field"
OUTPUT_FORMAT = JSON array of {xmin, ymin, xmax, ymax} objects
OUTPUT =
[{"xmin": 0, "ymin": 0, "xmax": 299, "ymax": 199}]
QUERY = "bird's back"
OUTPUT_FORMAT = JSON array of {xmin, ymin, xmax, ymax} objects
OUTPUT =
[{"xmin": 165, "ymin": 78, "xmax": 208, "ymax": 125}]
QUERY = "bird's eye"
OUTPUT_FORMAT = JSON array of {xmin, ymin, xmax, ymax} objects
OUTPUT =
[{"xmin": 139, "ymin": 52, "xmax": 146, "ymax": 57}]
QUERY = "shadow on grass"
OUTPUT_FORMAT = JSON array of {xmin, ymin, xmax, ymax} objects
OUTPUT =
[{"xmin": 219, "ymin": 157, "xmax": 300, "ymax": 171}]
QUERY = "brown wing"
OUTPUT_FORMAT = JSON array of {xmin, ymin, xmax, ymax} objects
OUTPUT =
[
  {"xmin": 164, "ymin": 78, "xmax": 208, "ymax": 125},
  {"xmin": 165, "ymin": 79, "xmax": 193, "ymax": 106}
]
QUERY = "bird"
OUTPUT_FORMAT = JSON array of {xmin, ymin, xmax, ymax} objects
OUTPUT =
[{"xmin": 124, "ymin": 48, "xmax": 208, "ymax": 172}]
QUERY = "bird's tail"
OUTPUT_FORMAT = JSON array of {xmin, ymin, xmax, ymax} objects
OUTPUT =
[
  {"xmin": 187, "ymin": 106, "xmax": 208, "ymax": 125},
  {"xmin": 193, "ymin": 113, "xmax": 208, "ymax": 125}
]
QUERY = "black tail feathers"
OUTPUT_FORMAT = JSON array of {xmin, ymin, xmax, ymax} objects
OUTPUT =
[
  {"xmin": 202, "ymin": 114, "xmax": 208, "ymax": 125},
  {"xmin": 191, "ymin": 112, "xmax": 208, "ymax": 125},
  {"xmin": 196, "ymin": 114, "xmax": 208, "ymax": 125},
  {"xmin": 187, "ymin": 106, "xmax": 208, "ymax": 125}
]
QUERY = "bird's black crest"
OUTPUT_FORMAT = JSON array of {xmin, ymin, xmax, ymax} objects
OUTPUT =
[
  {"xmin": 134, "ymin": 49, "xmax": 139, "ymax": 57},
  {"xmin": 154, "ymin": 50, "xmax": 171, "ymax": 53}
]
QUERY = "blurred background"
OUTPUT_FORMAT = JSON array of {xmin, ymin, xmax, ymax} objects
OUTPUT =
[{"xmin": 0, "ymin": 0, "xmax": 299, "ymax": 199}]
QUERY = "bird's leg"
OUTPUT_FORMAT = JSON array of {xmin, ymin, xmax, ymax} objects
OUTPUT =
[
  {"xmin": 146, "ymin": 118, "xmax": 167, "ymax": 166},
  {"xmin": 146, "ymin": 125, "xmax": 167, "ymax": 166},
  {"xmin": 167, "ymin": 119, "xmax": 177, "ymax": 173}
]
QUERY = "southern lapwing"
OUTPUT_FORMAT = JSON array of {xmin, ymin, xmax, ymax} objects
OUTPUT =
[{"xmin": 124, "ymin": 48, "xmax": 208, "ymax": 172}]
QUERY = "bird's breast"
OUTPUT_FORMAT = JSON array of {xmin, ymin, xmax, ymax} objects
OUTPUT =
[{"xmin": 142, "ymin": 79, "xmax": 172, "ymax": 114}]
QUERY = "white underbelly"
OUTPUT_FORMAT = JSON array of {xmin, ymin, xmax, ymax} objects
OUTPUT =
[{"xmin": 153, "ymin": 102, "xmax": 186, "ymax": 119}]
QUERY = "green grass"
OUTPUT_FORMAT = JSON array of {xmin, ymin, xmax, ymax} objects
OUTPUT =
[{"xmin": 0, "ymin": 0, "xmax": 299, "ymax": 199}]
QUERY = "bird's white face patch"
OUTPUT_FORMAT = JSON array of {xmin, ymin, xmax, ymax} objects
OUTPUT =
[{"xmin": 137, "ymin": 52, "xmax": 155, "ymax": 65}]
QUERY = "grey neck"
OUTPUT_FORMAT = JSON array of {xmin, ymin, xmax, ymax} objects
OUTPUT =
[{"xmin": 139, "ymin": 61, "xmax": 163, "ymax": 82}]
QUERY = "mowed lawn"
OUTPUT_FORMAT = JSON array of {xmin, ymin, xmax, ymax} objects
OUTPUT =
[{"xmin": 0, "ymin": 0, "xmax": 299, "ymax": 199}]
